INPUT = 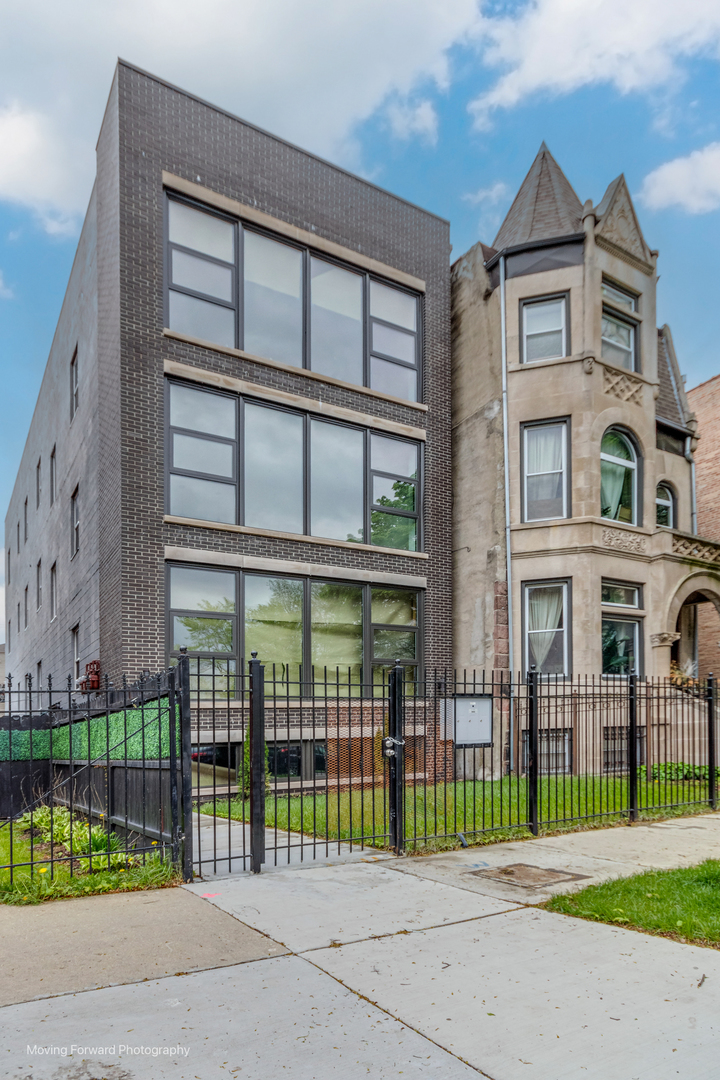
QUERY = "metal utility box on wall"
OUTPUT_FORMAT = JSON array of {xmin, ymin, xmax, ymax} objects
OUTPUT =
[{"xmin": 453, "ymin": 696, "xmax": 493, "ymax": 746}]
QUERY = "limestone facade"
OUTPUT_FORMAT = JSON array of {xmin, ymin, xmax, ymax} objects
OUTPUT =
[{"xmin": 453, "ymin": 146, "xmax": 720, "ymax": 678}]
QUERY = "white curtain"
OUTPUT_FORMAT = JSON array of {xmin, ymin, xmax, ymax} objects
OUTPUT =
[
  {"xmin": 601, "ymin": 460, "xmax": 626, "ymax": 519},
  {"xmin": 527, "ymin": 425, "xmax": 562, "ymax": 475},
  {"xmin": 528, "ymin": 586, "xmax": 564, "ymax": 671}
]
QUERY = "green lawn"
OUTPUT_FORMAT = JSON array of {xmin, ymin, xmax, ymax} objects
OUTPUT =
[
  {"xmin": 546, "ymin": 860, "xmax": 720, "ymax": 947},
  {"xmin": 198, "ymin": 776, "xmax": 712, "ymax": 847}
]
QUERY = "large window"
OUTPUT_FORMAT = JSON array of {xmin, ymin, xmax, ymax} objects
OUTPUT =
[
  {"xmin": 166, "ymin": 381, "xmax": 420, "ymax": 551},
  {"xmin": 522, "ymin": 420, "xmax": 568, "ymax": 521},
  {"xmin": 166, "ymin": 197, "xmax": 421, "ymax": 401},
  {"xmin": 524, "ymin": 580, "xmax": 568, "ymax": 676},
  {"xmin": 602, "ymin": 618, "xmax": 639, "ymax": 675},
  {"xmin": 167, "ymin": 563, "xmax": 420, "ymax": 693},
  {"xmin": 600, "ymin": 429, "xmax": 638, "ymax": 524},
  {"xmin": 70, "ymin": 487, "xmax": 80, "ymax": 556},
  {"xmin": 521, "ymin": 296, "xmax": 567, "ymax": 363}
]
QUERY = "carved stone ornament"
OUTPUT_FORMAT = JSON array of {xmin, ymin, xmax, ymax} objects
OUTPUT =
[
  {"xmin": 602, "ymin": 365, "xmax": 642, "ymax": 405},
  {"xmin": 672, "ymin": 534, "xmax": 720, "ymax": 565},
  {"xmin": 597, "ymin": 182, "xmax": 650, "ymax": 264},
  {"xmin": 582, "ymin": 355, "xmax": 595, "ymax": 374},
  {"xmin": 650, "ymin": 632, "xmax": 681, "ymax": 648},
  {"xmin": 602, "ymin": 528, "xmax": 647, "ymax": 554}
]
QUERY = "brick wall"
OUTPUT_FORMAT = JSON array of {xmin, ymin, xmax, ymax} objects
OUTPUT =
[
  {"xmin": 109, "ymin": 62, "xmax": 451, "ymax": 680},
  {"xmin": 687, "ymin": 374, "xmax": 720, "ymax": 677}
]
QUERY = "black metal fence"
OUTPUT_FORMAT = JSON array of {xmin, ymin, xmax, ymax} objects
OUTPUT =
[
  {"xmin": 188, "ymin": 658, "xmax": 719, "ymax": 873},
  {"xmin": 3, "ymin": 656, "xmax": 717, "ymax": 883},
  {"xmin": 0, "ymin": 663, "xmax": 192, "ymax": 886}
]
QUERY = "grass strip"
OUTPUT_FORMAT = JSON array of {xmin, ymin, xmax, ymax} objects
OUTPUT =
[
  {"xmin": 198, "ymin": 777, "xmax": 712, "ymax": 848},
  {"xmin": 545, "ymin": 860, "xmax": 720, "ymax": 948},
  {"xmin": 0, "ymin": 855, "xmax": 180, "ymax": 905}
]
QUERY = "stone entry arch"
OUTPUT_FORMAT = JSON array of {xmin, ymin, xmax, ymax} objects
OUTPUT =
[{"xmin": 660, "ymin": 571, "xmax": 720, "ymax": 678}]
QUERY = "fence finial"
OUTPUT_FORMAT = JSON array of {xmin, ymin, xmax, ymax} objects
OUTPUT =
[
  {"xmin": 179, "ymin": 645, "xmax": 187, "ymax": 654},
  {"xmin": 251, "ymin": 650, "xmax": 258, "ymax": 659}
]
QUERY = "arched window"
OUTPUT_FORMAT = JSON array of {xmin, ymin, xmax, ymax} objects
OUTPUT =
[
  {"xmin": 601, "ymin": 429, "xmax": 637, "ymax": 524},
  {"xmin": 656, "ymin": 483, "xmax": 675, "ymax": 528}
]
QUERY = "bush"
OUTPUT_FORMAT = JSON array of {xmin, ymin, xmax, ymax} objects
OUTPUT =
[
  {"xmin": 17, "ymin": 805, "xmax": 138, "ymax": 870},
  {"xmin": 638, "ymin": 762, "xmax": 720, "ymax": 782}
]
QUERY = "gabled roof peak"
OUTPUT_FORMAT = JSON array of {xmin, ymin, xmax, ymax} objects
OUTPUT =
[{"xmin": 492, "ymin": 143, "xmax": 583, "ymax": 251}]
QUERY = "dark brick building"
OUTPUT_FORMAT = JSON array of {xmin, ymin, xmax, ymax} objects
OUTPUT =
[{"xmin": 4, "ymin": 61, "xmax": 451, "ymax": 700}]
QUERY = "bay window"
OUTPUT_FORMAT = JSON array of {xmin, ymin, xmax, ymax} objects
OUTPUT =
[
  {"xmin": 168, "ymin": 563, "xmax": 420, "ymax": 694},
  {"xmin": 600, "ymin": 429, "xmax": 638, "ymax": 524},
  {"xmin": 166, "ymin": 380, "xmax": 421, "ymax": 551},
  {"xmin": 522, "ymin": 420, "xmax": 568, "ymax": 521},
  {"xmin": 166, "ymin": 196, "xmax": 421, "ymax": 401},
  {"xmin": 601, "ymin": 311, "xmax": 636, "ymax": 371},
  {"xmin": 524, "ymin": 580, "xmax": 569, "ymax": 676}
]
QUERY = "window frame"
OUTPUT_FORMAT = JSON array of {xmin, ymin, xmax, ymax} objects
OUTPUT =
[
  {"xmin": 71, "ymin": 625, "xmax": 80, "ymax": 684},
  {"xmin": 24, "ymin": 499, "xmax": 28, "ymax": 544},
  {"xmin": 601, "ymin": 307, "xmax": 639, "ymax": 373},
  {"xmin": 36, "ymin": 458, "xmax": 41, "ymax": 509},
  {"xmin": 165, "ymin": 379, "xmax": 422, "ymax": 552},
  {"xmin": 601, "ymin": 579, "xmax": 643, "ymax": 610},
  {"xmin": 50, "ymin": 446, "xmax": 56, "ymax": 505},
  {"xmin": 522, "ymin": 577, "xmax": 571, "ymax": 677},
  {"xmin": 519, "ymin": 292, "xmax": 569, "ymax": 365},
  {"xmin": 655, "ymin": 482, "xmax": 675, "ymax": 528},
  {"xmin": 520, "ymin": 417, "xmax": 571, "ymax": 522},
  {"xmin": 70, "ymin": 486, "xmax": 79, "ymax": 557},
  {"xmin": 23, "ymin": 585, "xmax": 28, "ymax": 630},
  {"xmin": 36, "ymin": 560, "xmax": 42, "ymax": 612},
  {"xmin": 50, "ymin": 563, "xmax": 57, "ymax": 622},
  {"xmin": 601, "ymin": 616, "xmax": 643, "ymax": 677},
  {"xmin": 164, "ymin": 194, "xmax": 423, "ymax": 402},
  {"xmin": 166, "ymin": 562, "xmax": 423, "ymax": 694},
  {"xmin": 600, "ymin": 427, "xmax": 642, "ymax": 527},
  {"xmin": 601, "ymin": 277, "xmax": 638, "ymax": 313},
  {"xmin": 70, "ymin": 347, "xmax": 79, "ymax": 420}
]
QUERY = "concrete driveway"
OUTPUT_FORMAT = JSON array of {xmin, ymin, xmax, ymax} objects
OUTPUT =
[{"xmin": 2, "ymin": 814, "xmax": 718, "ymax": 1079}]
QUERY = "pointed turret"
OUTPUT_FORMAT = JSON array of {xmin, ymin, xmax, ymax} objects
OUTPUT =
[{"xmin": 492, "ymin": 143, "xmax": 583, "ymax": 250}]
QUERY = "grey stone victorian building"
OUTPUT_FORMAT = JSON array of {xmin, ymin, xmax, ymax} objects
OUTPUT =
[
  {"xmin": 453, "ymin": 144, "xmax": 720, "ymax": 679},
  {"xmin": 4, "ymin": 62, "xmax": 451, "ymax": 702}
]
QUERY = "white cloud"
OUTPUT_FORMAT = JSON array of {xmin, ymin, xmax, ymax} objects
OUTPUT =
[
  {"xmin": 0, "ymin": 0, "xmax": 482, "ymax": 230},
  {"xmin": 386, "ymin": 99, "xmax": 438, "ymax": 145},
  {"xmin": 462, "ymin": 181, "xmax": 508, "ymax": 205},
  {"xmin": 640, "ymin": 142, "xmax": 720, "ymax": 212},
  {"xmin": 469, "ymin": 0, "xmax": 720, "ymax": 128},
  {"xmin": 0, "ymin": 271, "xmax": 12, "ymax": 299}
]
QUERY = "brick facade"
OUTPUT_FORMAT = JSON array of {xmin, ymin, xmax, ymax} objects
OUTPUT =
[
  {"xmin": 4, "ymin": 62, "xmax": 452, "ymax": 688},
  {"xmin": 687, "ymin": 374, "xmax": 720, "ymax": 677}
]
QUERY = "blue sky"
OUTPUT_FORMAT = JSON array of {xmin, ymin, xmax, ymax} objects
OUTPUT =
[{"xmin": 2, "ymin": 0, "xmax": 720, "ymax": 639}]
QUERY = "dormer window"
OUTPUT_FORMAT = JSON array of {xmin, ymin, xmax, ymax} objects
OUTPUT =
[{"xmin": 521, "ymin": 295, "xmax": 567, "ymax": 363}]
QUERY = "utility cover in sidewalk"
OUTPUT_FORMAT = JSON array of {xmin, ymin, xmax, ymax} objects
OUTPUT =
[{"xmin": 468, "ymin": 863, "xmax": 589, "ymax": 888}]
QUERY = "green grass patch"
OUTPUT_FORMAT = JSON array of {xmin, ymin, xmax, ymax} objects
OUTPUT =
[
  {"xmin": 198, "ymin": 776, "xmax": 713, "ymax": 848},
  {"xmin": 545, "ymin": 860, "xmax": 720, "ymax": 947}
]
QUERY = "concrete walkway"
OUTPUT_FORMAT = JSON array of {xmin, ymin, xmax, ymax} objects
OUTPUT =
[{"xmin": 2, "ymin": 814, "xmax": 719, "ymax": 1079}]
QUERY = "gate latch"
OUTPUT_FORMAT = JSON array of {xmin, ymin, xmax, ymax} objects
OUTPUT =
[{"xmin": 382, "ymin": 736, "xmax": 405, "ymax": 758}]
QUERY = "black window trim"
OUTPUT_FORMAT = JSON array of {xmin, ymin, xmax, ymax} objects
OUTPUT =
[
  {"xmin": 165, "ymin": 378, "xmax": 423, "ymax": 552},
  {"xmin": 520, "ymin": 415, "xmax": 572, "ymax": 523},
  {"xmin": 518, "ymin": 291, "xmax": 571, "ymax": 365},
  {"xmin": 166, "ymin": 561, "xmax": 423, "ymax": 694},
  {"xmin": 164, "ymin": 192, "xmax": 423, "ymax": 402}
]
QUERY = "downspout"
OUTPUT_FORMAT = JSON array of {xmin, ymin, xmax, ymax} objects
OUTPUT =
[
  {"xmin": 499, "ymin": 255, "xmax": 515, "ymax": 764},
  {"xmin": 685, "ymin": 436, "xmax": 697, "ymax": 534}
]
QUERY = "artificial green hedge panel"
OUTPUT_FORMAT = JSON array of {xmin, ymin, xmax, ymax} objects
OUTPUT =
[{"xmin": 0, "ymin": 701, "xmax": 177, "ymax": 762}]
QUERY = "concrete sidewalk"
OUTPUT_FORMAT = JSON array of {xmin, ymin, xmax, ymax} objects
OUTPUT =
[{"xmin": 2, "ymin": 814, "xmax": 719, "ymax": 1079}]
